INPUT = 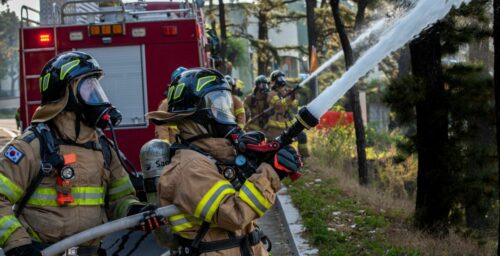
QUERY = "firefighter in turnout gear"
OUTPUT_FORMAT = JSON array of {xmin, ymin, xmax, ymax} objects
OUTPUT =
[
  {"xmin": 155, "ymin": 66, "xmax": 187, "ymax": 143},
  {"xmin": 243, "ymin": 75, "xmax": 270, "ymax": 132},
  {"xmin": 265, "ymin": 70, "xmax": 309, "ymax": 158},
  {"xmin": 225, "ymin": 75, "xmax": 246, "ymax": 129},
  {"xmin": 146, "ymin": 68, "xmax": 302, "ymax": 255},
  {"xmin": 0, "ymin": 51, "xmax": 160, "ymax": 256}
]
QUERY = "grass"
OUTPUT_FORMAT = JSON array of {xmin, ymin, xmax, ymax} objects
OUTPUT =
[{"xmin": 286, "ymin": 157, "xmax": 496, "ymax": 256}]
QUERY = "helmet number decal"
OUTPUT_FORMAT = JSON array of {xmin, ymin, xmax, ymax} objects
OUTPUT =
[
  {"xmin": 173, "ymin": 83, "xmax": 185, "ymax": 100},
  {"xmin": 196, "ymin": 76, "xmax": 216, "ymax": 92},
  {"xmin": 60, "ymin": 59, "xmax": 80, "ymax": 80},
  {"xmin": 40, "ymin": 73, "xmax": 51, "ymax": 92}
]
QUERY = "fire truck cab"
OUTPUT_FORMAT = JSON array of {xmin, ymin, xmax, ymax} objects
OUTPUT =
[{"xmin": 19, "ymin": 0, "xmax": 210, "ymax": 167}]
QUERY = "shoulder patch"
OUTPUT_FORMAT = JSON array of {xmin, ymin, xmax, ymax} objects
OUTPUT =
[{"xmin": 4, "ymin": 145, "xmax": 24, "ymax": 164}]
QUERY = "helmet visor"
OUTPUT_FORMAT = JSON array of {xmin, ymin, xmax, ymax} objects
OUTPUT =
[
  {"xmin": 77, "ymin": 77, "xmax": 110, "ymax": 105},
  {"xmin": 201, "ymin": 90, "xmax": 236, "ymax": 124}
]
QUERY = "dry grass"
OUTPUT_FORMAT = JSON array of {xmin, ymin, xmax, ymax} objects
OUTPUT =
[{"xmin": 305, "ymin": 157, "xmax": 497, "ymax": 256}]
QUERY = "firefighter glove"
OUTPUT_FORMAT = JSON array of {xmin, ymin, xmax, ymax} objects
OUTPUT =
[
  {"xmin": 272, "ymin": 145, "xmax": 302, "ymax": 181},
  {"xmin": 6, "ymin": 244, "xmax": 41, "ymax": 256},
  {"xmin": 128, "ymin": 204, "xmax": 166, "ymax": 233}
]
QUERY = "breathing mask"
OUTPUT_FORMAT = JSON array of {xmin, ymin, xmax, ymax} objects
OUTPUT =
[
  {"xmin": 194, "ymin": 90, "xmax": 239, "ymax": 138},
  {"xmin": 76, "ymin": 77, "xmax": 122, "ymax": 128},
  {"xmin": 256, "ymin": 82, "xmax": 269, "ymax": 94}
]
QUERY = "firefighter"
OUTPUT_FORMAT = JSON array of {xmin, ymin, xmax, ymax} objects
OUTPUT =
[
  {"xmin": 155, "ymin": 66, "xmax": 187, "ymax": 143},
  {"xmin": 243, "ymin": 75, "xmax": 270, "ymax": 132},
  {"xmin": 0, "ymin": 51, "xmax": 161, "ymax": 256},
  {"xmin": 265, "ymin": 70, "xmax": 309, "ymax": 157},
  {"xmin": 146, "ymin": 68, "xmax": 302, "ymax": 256},
  {"xmin": 224, "ymin": 75, "xmax": 246, "ymax": 129}
]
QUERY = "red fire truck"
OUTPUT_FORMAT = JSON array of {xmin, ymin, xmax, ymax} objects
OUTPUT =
[{"xmin": 19, "ymin": 0, "xmax": 210, "ymax": 168}]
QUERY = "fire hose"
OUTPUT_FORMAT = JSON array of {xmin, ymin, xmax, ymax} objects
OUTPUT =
[{"xmin": 41, "ymin": 205, "xmax": 181, "ymax": 256}]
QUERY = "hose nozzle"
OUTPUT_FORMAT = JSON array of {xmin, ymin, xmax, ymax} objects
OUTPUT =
[{"xmin": 277, "ymin": 107, "xmax": 319, "ymax": 146}]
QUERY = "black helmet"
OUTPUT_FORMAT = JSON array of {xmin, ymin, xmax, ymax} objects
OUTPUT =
[
  {"xmin": 151, "ymin": 68, "xmax": 238, "ymax": 138},
  {"xmin": 254, "ymin": 75, "xmax": 269, "ymax": 85},
  {"xmin": 253, "ymin": 75, "xmax": 269, "ymax": 94},
  {"xmin": 167, "ymin": 68, "xmax": 231, "ymax": 115},
  {"xmin": 269, "ymin": 70, "xmax": 287, "ymax": 89},
  {"xmin": 39, "ymin": 51, "xmax": 103, "ymax": 105}
]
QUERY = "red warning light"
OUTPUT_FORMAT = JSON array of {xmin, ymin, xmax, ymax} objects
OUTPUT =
[{"xmin": 39, "ymin": 33, "xmax": 51, "ymax": 44}]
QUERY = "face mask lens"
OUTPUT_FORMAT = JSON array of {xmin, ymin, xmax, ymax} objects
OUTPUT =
[
  {"xmin": 202, "ymin": 90, "xmax": 236, "ymax": 124},
  {"xmin": 77, "ymin": 78, "xmax": 110, "ymax": 105}
]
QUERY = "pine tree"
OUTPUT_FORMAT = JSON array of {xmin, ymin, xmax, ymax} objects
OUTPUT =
[{"xmin": 384, "ymin": 0, "xmax": 492, "ymax": 234}]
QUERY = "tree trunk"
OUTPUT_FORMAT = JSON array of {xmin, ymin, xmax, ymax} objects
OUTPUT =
[
  {"xmin": 257, "ymin": 10, "xmax": 269, "ymax": 75},
  {"xmin": 493, "ymin": 0, "xmax": 500, "ymax": 253},
  {"xmin": 306, "ymin": 0, "xmax": 318, "ymax": 98},
  {"xmin": 397, "ymin": 46, "xmax": 411, "ymax": 79},
  {"xmin": 209, "ymin": 0, "xmax": 216, "ymax": 31},
  {"xmin": 218, "ymin": 0, "xmax": 227, "ymax": 73},
  {"xmin": 354, "ymin": 0, "xmax": 368, "ymax": 31},
  {"xmin": 411, "ymin": 27, "xmax": 450, "ymax": 234},
  {"xmin": 330, "ymin": 0, "xmax": 369, "ymax": 185}
]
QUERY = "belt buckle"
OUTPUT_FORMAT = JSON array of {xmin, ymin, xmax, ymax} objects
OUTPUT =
[
  {"xmin": 248, "ymin": 230, "xmax": 260, "ymax": 245},
  {"xmin": 64, "ymin": 246, "xmax": 78, "ymax": 256}
]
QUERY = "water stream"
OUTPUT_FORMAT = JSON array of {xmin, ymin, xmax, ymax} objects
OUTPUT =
[
  {"xmin": 306, "ymin": 0, "xmax": 471, "ymax": 119},
  {"xmin": 299, "ymin": 18, "xmax": 387, "ymax": 87}
]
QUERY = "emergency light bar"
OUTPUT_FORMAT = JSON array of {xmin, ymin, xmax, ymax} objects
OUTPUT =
[
  {"xmin": 39, "ymin": 33, "xmax": 51, "ymax": 44},
  {"xmin": 162, "ymin": 26, "xmax": 177, "ymax": 36},
  {"xmin": 89, "ymin": 24, "xmax": 125, "ymax": 36}
]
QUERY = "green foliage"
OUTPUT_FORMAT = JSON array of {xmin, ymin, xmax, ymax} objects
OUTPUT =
[
  {"xmin": 288, "ymin": 173, "xmax": 420, "ymax": 255},
  {"xmin": 385, "ymin": 61, "xmax": 497, "ymax": 230},
  {"xmin": 0, "ymin": 9, "xmax": 19, "ymax": 92},
  {"xmin": 226, "ymin": 37, "xmax": 249, "ymax": 68},
  {"xmin": 310, "ymin": 126, "xmax": 356, "ymax": 169}
]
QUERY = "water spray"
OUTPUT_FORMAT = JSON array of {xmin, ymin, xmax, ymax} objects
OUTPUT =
[
  {"xmin": 245, "ymin": 18, "xmax": 388, "ymax": 128},
  {"xmin": 41, "ymin": 0, "xmax": 470, "ymax": 254}
]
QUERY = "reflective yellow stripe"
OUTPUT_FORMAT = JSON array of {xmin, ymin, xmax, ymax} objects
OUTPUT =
[
  {"xmin": 0, "ymin": 215, "xmax": 22, "ymax": 246},
  {"xmin": 239, "ymin": 180, "xmax": 272, "ymax": 217},
  {"xmin": 109, "ymin": 176, "xmax": 135, "ymax": 201},
  {"xmin": 60, "ymin": 59, "xmax": 80, "ymax": 80},
  {"xmin": 0, "ymin": 173, "xmax": 23, "ymax": 203},
  {"xmin": 168, "ymin": 213, "xmax": 202, "ymax": 232},
  {"xmin": 27, "ymin": 187, "xmax": 105, "ymax": 206},
  {"xmin": 234, "ymin": 107, "xmax": 245, "ymax": 116},
  {"xmin": 162, "ymin": 138, "xmax": 171, "ymax": 143},
  {"xmin": 196, "ymin": 76, "xmax": 216, "ymax": 92},
  {"xmin": 267, "ymin": 119, "xmax": 293, "ymax": 129},
  {"xmin": 26, "ymin": 226, "xmax": 41, "ymax": 242},
  {"xmin": 270, "ymin": 95, "xmax": 280, "ymax": 104},
  {"xmin": 194, "ymin": 180, "xmax": 235, "ymax": 222}
]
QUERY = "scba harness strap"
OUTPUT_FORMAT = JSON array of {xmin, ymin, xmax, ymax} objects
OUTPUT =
[
  {"xmin": 176, "ymin": 225, "xmax": 271, "ymax": 256},
  {"xmin": 14, "ymin": 123, "xmax": 113, "ymax": 216},
  {"xmin": 169, "ymin": 140, "xmax": 272, "ymax": 255}
]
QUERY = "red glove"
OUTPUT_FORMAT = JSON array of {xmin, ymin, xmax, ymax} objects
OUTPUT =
[{"xmin": 272, "ymin": 145, "xmax": 303, "ymax": 181}]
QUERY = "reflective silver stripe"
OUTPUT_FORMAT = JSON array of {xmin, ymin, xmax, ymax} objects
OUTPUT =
[
  {"xmin": 170, "ymin": 216, "xmax": 200, "ymax": 226},
  {"xmin": 0, "ymin": 183, "xmax": 18, "ymax": 202},
  {"xmin": 108, "ymin": 183, "xmax": 134, "ymax": 195},
  {"xmin": 240, "ymin": 185, "xmax": 268, "ymax": 214},
  {"xmin": 30, "ymin": 192, "xmax": 104, "ymax": 200},
  {"xmin": 0, "ymin": 218, "xmax": 17, "ymax": 240},
  {"xmin": 199, "ymin": 184, "xmax": 233, "ymax": 220}
]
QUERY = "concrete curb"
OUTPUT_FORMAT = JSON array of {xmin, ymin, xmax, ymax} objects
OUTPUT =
[{"xmin": 276, "ymin": 187, "xmax": 318, "ymax": 256}]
